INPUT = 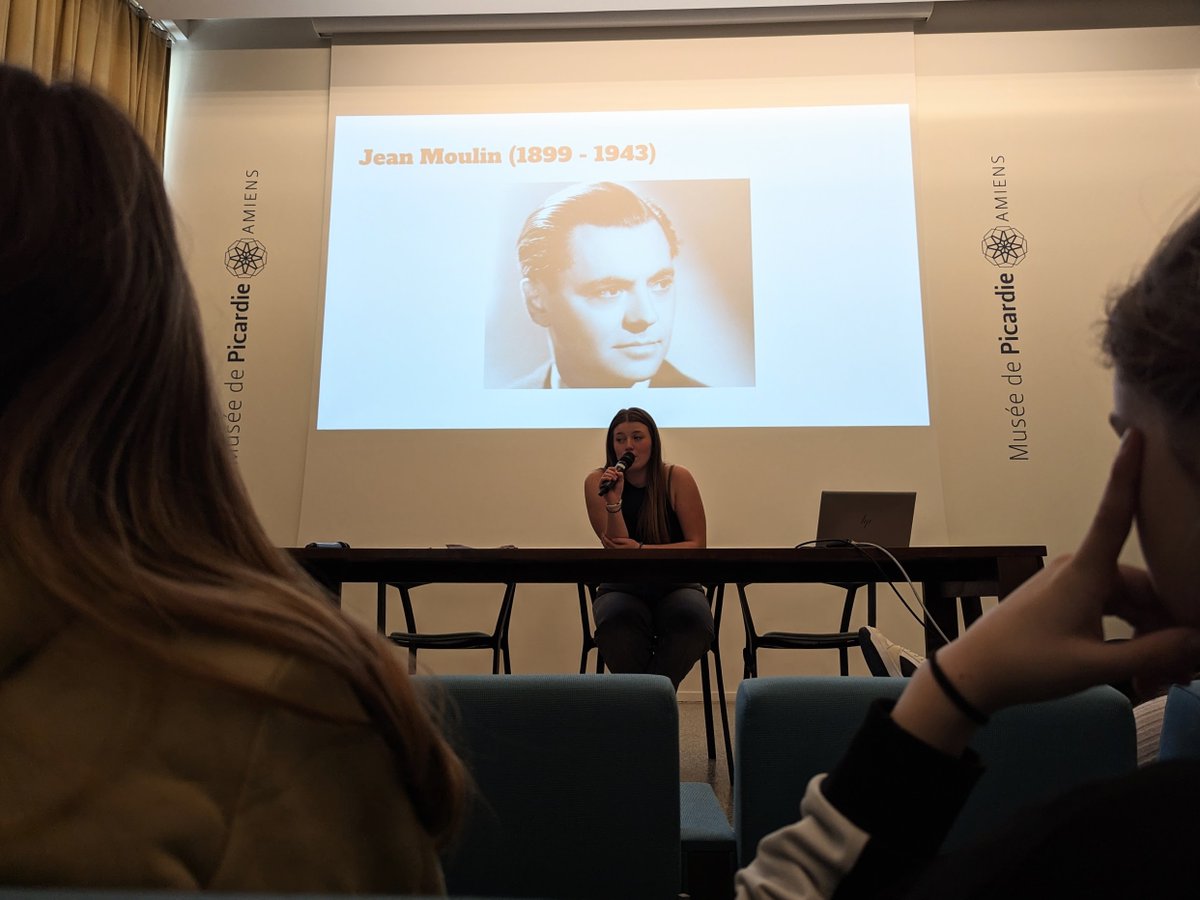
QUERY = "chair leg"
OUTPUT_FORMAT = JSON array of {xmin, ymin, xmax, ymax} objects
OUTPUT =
[
  {"xmin": 494, "ymin": 582, "xmax": 516, "ymax": 675},
  {"xmin": 851, "ymin": 583, "xmax": 882, "ymax": 673},
  {"xmin": 398, "ymin": 585, "xmax": 419, "ymax": 673},
  {"xmin": 706, "ymin": 583, "xmax": 735, "ymax": 783},
  {"xmin": 376, "ymin": 583, "xmax": 388, "ymax": 634},
  {"xmin": 711, "ymin": 651, "xmax": 734, "ymax": 783},
  {"xmin": 838, "ymin": 585, "xmax": 860, "ymax": 676},
  {"xmin": 699, "ymin": 652, "xmax": 717, "ymax": 761},
  {"xmin": 578, "ymin": 583, "xmax": 598, "ymax": 675},
  {"xmin": 736, "ymin": 583, "xmax": 760, "ymax": 679},
  {"xmin": 742, "ymin": 645, "xmax": 758, "ymax": 679}
]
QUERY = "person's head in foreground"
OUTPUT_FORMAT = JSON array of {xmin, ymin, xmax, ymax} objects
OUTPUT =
[
  {"xmin": 517, "ymin": 181, "xmax": 681, "ymax": 387},
  {"xmin": 0, "ymin": 64, "xmax": 463, "ymax": 890},
  {"xmin": 1103, "ymin": 206, "xmax": 1200, "ymax": 629},
  {"xmin": 735, "ymin": 206, "xmax": 1200, "ymax": 900},
  {"xmin": 904, "ymin": 202, "xmax": 1200, "ymax": 749}
]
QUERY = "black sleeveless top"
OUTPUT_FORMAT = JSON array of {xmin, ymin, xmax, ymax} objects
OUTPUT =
[{"xmin": 620, "ymin": 466, "xmax": 685, "ymax": 544}]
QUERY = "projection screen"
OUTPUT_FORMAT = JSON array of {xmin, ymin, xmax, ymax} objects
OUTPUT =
[{"xmin": 317, "ymin": 34, "xmax": 928, "ymax": 430}]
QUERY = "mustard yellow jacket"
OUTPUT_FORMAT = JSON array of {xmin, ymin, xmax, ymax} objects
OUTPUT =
[{"xmin": 0, "ymin": 578, "xmax": 445, "ymax": 893}]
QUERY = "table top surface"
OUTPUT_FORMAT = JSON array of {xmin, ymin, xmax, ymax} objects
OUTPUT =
[
  {"xmin": 288, "ymin": 545, "xmax": 1047, "ymax": 587},
  {"xmin": 289, "ymin": 545, "xmax": 1046, "ymax": 560}
]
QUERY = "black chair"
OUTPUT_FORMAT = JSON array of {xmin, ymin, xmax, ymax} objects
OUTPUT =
[
  {"xmin": 578, "ymin": 582, "xmax": 734, "ymax": 783},
  {"xmin": 736, "ymin": 581, "xmax": 876, "ymax": 678},
  {"xmin": 576, "ymin": 583, "xmax": 607, "ymax": 675},
  {"xmin": 377, "ymin": 581, "xmax": 517, "ymax": 674}
]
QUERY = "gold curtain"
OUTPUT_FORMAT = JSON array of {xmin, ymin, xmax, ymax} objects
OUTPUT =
[{"xmin": 0, "ymin": 0, "xmax": 170, "ymax": 160}]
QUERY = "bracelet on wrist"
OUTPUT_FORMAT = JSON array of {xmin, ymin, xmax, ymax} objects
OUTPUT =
[
  {"xmin": 605, "ymin": 501, "xmax": 622, "ymax": 513},
  {"xmin": 927, "ymin": 650, "xmax": 989, "ymax": 726}
]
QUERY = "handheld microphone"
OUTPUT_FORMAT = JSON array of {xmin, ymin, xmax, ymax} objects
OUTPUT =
[{"xmin": 598, "ymin": 450, "xmax": 636, "ymax": 496}]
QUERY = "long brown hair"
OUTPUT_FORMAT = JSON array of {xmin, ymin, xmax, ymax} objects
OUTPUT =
[
  {"xmin": 1104, "ymin": 203, "xmax": 1200, "ymax": 466},
  {"xmin": 604, "ymin": 407, "xmax": 673, "ymax": 543},
  {"xmin": 0, "ymin": 66, "xmax": 464, "ymax": 843}
]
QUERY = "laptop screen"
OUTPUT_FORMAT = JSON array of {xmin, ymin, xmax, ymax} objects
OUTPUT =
[{"xmin": 812, "ymin": 491, "xmax": 916, "ymax": 547}]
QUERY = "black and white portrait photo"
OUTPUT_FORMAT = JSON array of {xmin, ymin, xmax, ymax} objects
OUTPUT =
[
  {"xmin": 318, "ymin": 106, "xmax": 927, "ymax": 430},
  {"xmin": 485, "ymin": 179, "xmax": 756, "ymax": 389}
]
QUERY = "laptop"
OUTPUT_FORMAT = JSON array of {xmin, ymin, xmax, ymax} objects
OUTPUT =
[{"xmin": 810, "ymin": 491, "xmax": 916, "ymax": 548}]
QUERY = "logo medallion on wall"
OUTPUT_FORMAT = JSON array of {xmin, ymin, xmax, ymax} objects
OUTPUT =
[
  {"xmin": 980, "ymin": 226, "xmax": 1027, "ymax": 268},
  {"xmin": 224, "ymin": 238, "xmax": 269, "ymax": 277}
]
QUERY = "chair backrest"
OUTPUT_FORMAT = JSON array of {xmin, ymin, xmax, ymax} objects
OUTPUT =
[
  {"xmin": 1160, "ymin": 680, "xmax": 1200, "ymax": 762},
  {"xmin": 416, "ymin": 674, "xmax": 682, "ymax": 900},
  {"xmin": 734, "ymin": 676, "xmax": 1136, "ymax": 866},
  {"xmin": 576, "ymin": 583, "xmax": 605, "ymax": 673},
  {"xmin": 380, "ymin": 582, "xmax": 516, "ymax": 641},
  {"xmin": 578, "ymin": 582, "xmax": 720, "ymax": 672}
]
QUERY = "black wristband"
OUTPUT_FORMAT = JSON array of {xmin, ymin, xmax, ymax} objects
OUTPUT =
[{"xmin": 928, "ymin": 650, "xmax": 989, "ymax": 726}]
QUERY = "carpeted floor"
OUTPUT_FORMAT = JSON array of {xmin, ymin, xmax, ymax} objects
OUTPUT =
[{"xmin": 679, "ymin": 698, "xmax": 735, "ymax": 820}]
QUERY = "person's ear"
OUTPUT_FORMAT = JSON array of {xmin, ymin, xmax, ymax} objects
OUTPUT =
[{"xmin": 522, "ymin": 278, "xmax": 551, "ymax": 327}]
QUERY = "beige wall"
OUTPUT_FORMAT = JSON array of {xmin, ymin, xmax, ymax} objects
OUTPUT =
[
  {"xmin": 166, "ymin": 25, "xmax": 1200, "ymax": 695},
  {"xmin": 166, "ymin": 48, "xmax": 331, "ymax": 543}
]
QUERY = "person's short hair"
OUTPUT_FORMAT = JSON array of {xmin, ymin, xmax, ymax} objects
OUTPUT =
[
  {"xmin": 1104, "ymin": 202, "xmax": 1200, "ymax": 430},
  {"xmin": 516, "ymin": 182, "xmax": 680, "ymax": 288}
]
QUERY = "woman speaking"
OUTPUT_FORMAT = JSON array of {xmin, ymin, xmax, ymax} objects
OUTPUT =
[{"xmin": 583, "ymin": 407, "xmax": 714, "ymax": 688}]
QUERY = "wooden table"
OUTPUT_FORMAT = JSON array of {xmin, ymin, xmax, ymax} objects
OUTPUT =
[{"xmin": 288, "ymin": 544, "xmax": 1046, "ymax": 653}]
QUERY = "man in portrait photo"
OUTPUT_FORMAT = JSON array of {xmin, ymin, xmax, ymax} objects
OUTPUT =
[{"xmin": 510, "ymin": 181, "xmax": 705, "ymax": 389}]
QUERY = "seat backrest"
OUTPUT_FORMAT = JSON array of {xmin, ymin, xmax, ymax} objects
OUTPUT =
[
  {"xmin": 1160, "ymin": 680, "xmax": 1200, "ymax": 762},
  {"xmin": 416, "ymin": 674, "xmax": 681, "ymax": 900},
  {"xmin": 734, "ymin": 676, "xmax": 1135, "ymax": 866}
]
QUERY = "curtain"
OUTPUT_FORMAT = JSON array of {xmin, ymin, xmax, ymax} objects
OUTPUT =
[{"xmin": 0, "ymin": 0, "xmax": 170, "ymax": 160}]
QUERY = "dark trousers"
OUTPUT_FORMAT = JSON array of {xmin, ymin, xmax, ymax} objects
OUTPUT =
[{"xmin": 592, "ymin": 584, "xmax": 714, "ymax": 689}]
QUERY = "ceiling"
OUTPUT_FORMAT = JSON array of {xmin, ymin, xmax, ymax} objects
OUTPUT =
[{"xmin": 138, "ymin": 0, "xmax": 1200, "ymax": 48}]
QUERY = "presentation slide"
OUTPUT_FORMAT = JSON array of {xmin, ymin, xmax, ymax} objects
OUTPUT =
[{"xmin": 317, "ymin": 104, "xmax": 928, "ymax": 430}]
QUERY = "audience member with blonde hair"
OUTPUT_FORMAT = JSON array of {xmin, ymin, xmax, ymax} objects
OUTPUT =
[{"xmin": 0, "ymin": 64, "xmax": 464, "ymax": 891}]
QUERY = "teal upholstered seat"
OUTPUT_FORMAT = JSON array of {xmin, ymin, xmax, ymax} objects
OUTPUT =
[
  {"xmin": 680, "ymin": 781, "xmax": 735, "ymax": 900},
  {"xmin": 1160, "ymin": 680, "xmax": 1200, "ymax": 762},
  {"xmin": 734, "ymin": 676, "xmax": 1136, "ymax": 867},
  {"xmin": 417, "ymin": 673, "xmax": 681, "ymax": 900}
]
